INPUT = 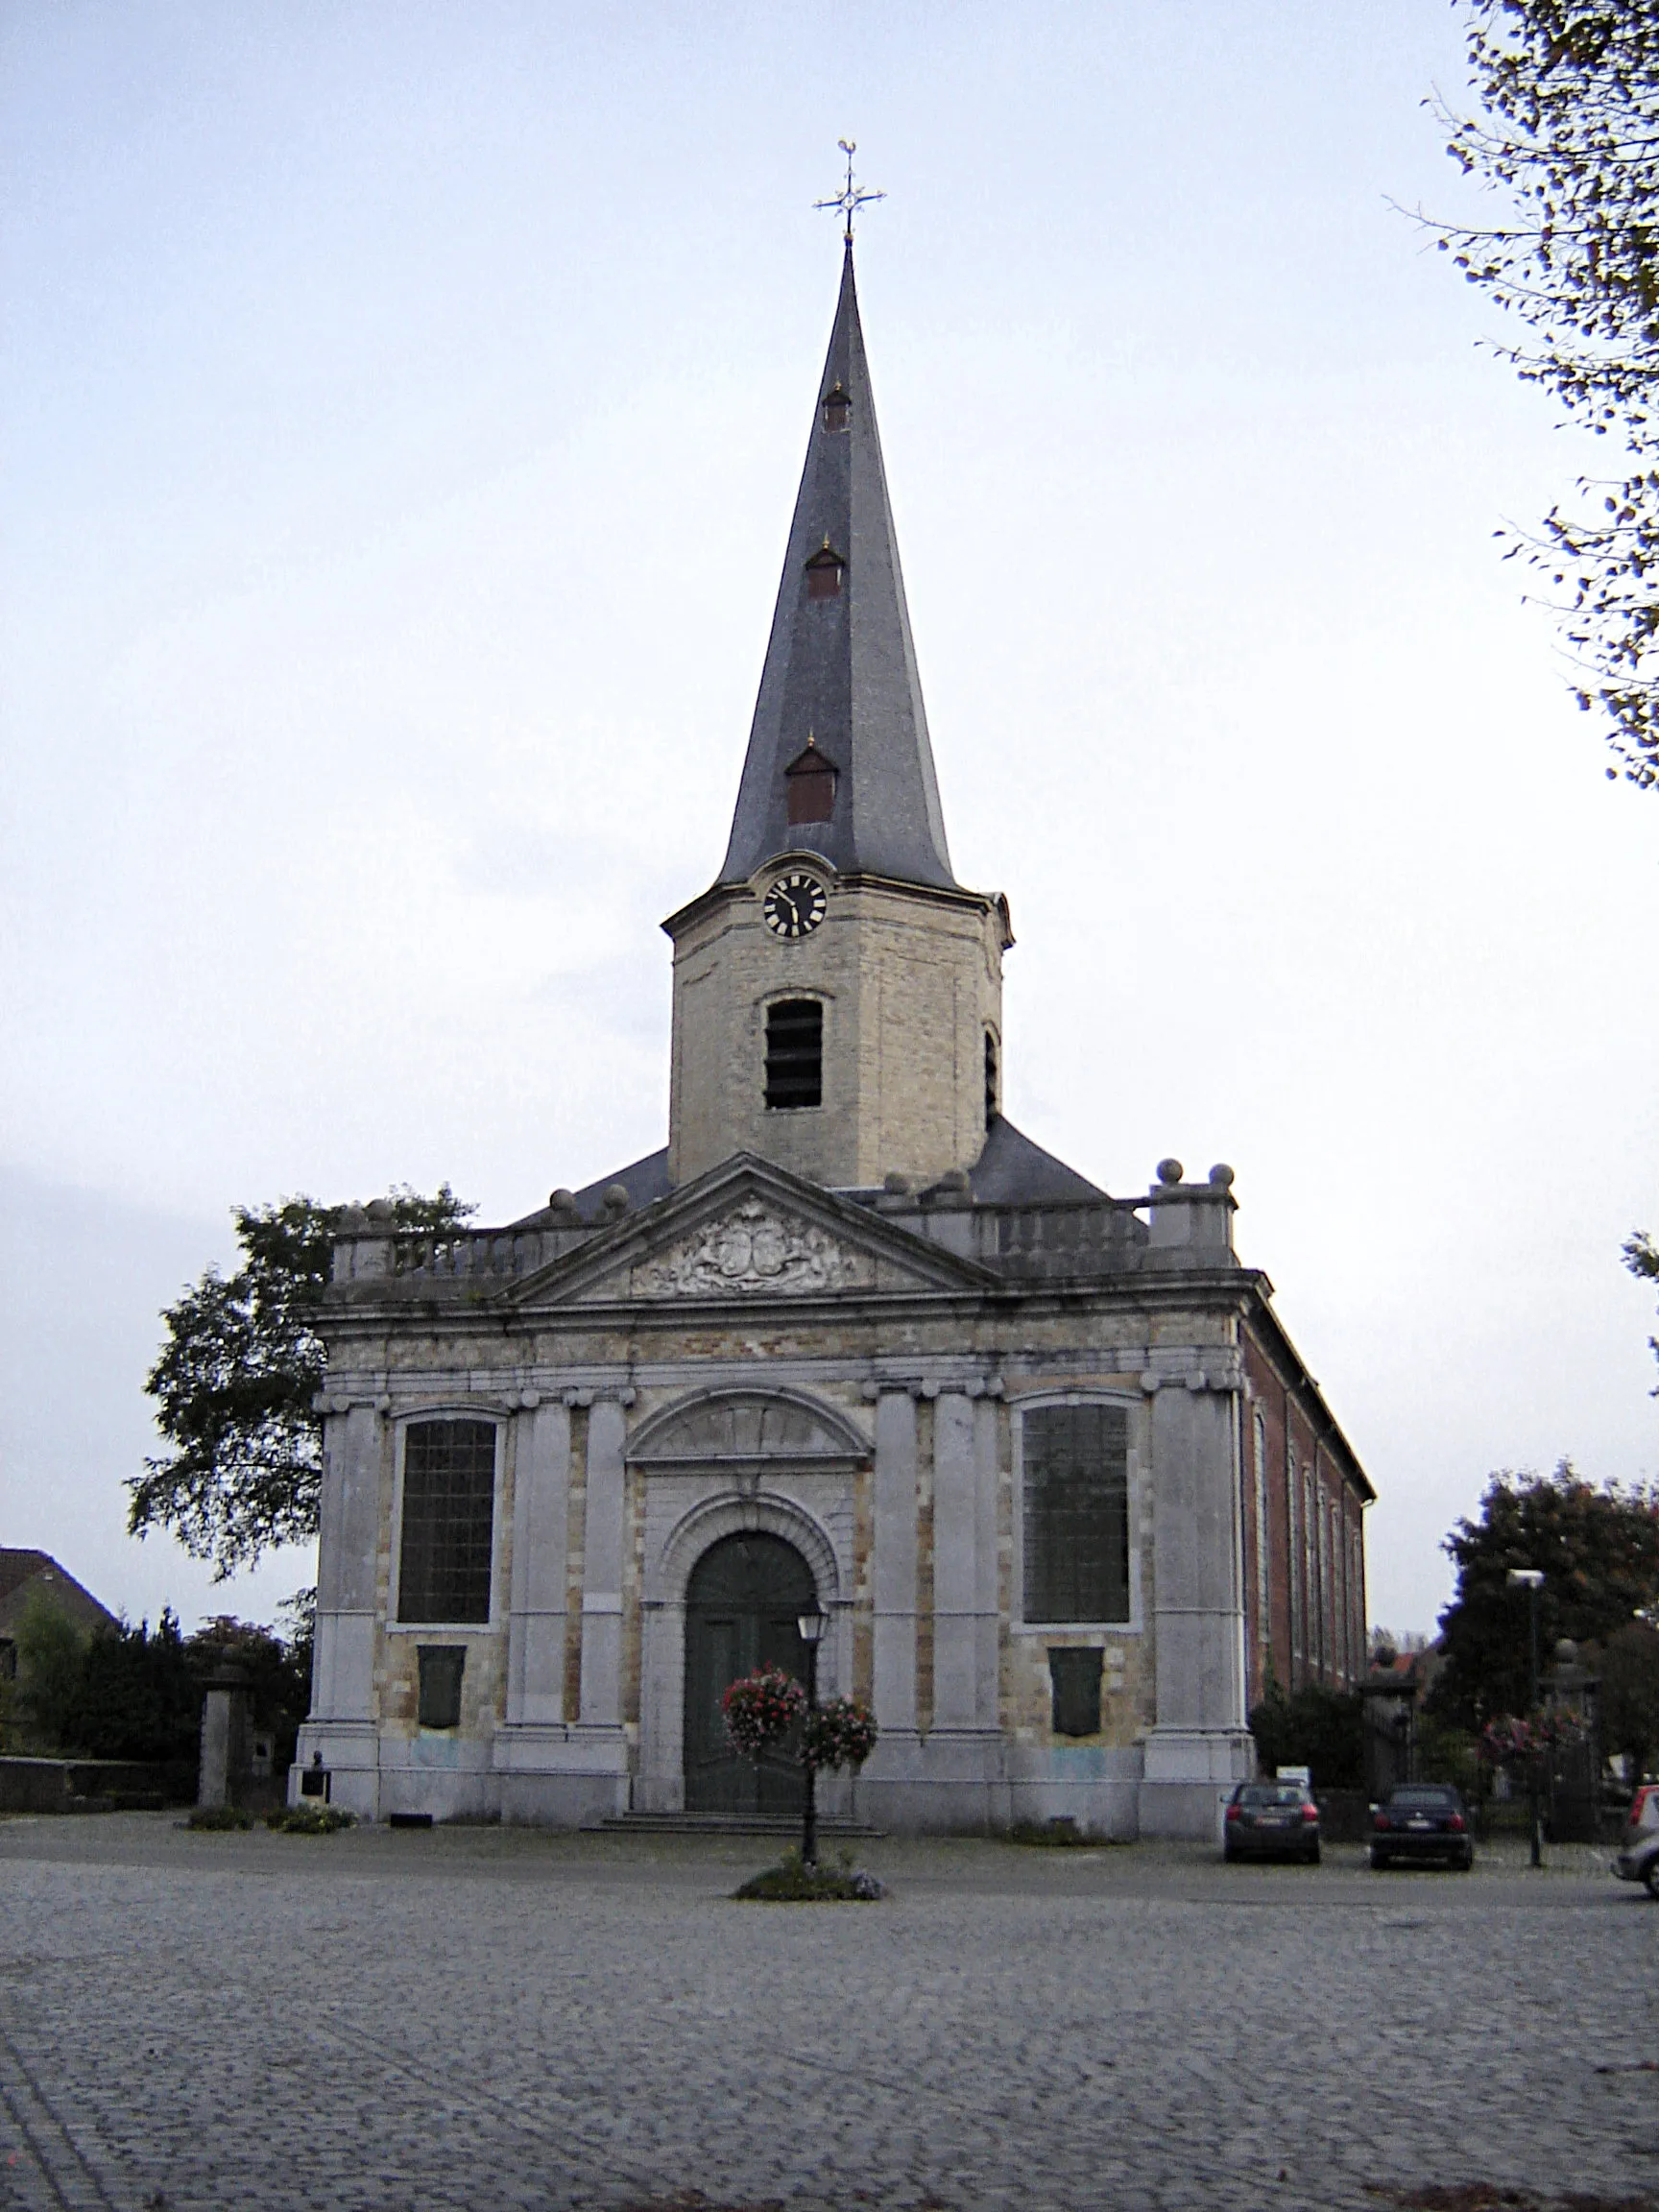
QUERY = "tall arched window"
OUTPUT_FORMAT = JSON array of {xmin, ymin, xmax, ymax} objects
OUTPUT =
[
  {"xmin": 397, "ymin": 1418, "xmax": 497, "ymax": 1624},
  {"xmin": 1022, "ymin": 1403, "xmax": 1130, "ymax": 1625},
  {"xmin": 1252, "ymin": 1407, "xmax": 1270, "ymax": 1657}
]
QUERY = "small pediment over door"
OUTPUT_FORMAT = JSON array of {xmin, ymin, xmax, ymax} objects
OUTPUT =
[{"xmin": 627, "ymin": 1388, "xmax": 869, "ymax": 1472}]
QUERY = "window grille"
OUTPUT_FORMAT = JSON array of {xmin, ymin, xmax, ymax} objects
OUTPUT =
[
  {"xmin": 1047, "ymin": 1647, "xmax": 1104, "ymax": 1737},
  {"xmin": 397, "ymin": 1419, "xmax": 496, "ymax": 1623},
  {"xmin": 984, "ymin": 1030, "xmax": 998, "ymax": 1126},
  {"xmin": 417, "ymin": 1646, "xmax": 466, "ymax": 1729},
  {"xmin": 1022, "ymin": 1405, "xmax": 1130, "ymax": 1624},
  {"xmin": 765, "ymin": 998, "xmax": 823, "ymax": 1110}
]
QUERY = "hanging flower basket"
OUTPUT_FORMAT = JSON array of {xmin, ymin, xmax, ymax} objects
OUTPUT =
[
  {"xmin": 722, "ymin": 1667, "xmax": 806, "ymax": 1763},
  {"xmin": 1479, "ymin": 1709, "xmax": 1587, "ymax": 1767},
  {"xmin": 801, "ymin": 1695, "xmax": 879, "ymax": 1773}
]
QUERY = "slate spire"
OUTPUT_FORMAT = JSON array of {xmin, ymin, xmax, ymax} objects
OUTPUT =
[{"xmin": 718, "ymin": 245, "xmax": 956, "ymax": 890}]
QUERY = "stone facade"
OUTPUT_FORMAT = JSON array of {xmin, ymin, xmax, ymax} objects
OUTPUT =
[
  {"xmin": 298, "ymin": 1159, "xmax": 1371, "ymax": 1838},
  {"xmin": 296, "ymin": 242, "xmax": 1373, "ymax": 1838},
  {"xmin": 665, "ymin": 867, "xmax": 1009, "ymax": 1190}
]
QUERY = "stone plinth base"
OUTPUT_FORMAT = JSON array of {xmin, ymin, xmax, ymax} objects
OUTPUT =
[{"xmin": 1137, "ymin": 1726, "xmax": 1255, "ymax": 1839}]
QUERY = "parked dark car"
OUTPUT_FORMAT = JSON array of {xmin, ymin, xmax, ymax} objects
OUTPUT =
[
  {"xmin": 1612, "ymin": 1781, "xmax": 1659, "ymax": 1894},
  {"xmin": 1370, "ymin": 1783, "xmax": 1474, "ymax": 1870},
  {"xmin": 1223, "ymin": 1779, "xmax": 1321, "ymax": 1863}
]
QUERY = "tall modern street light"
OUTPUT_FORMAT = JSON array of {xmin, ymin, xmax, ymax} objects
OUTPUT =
[
  {"xmin": 796, "ymin": 1606, "xmax": 829, "ymax": 1870},
  {"xmin": 1508, "ymin": 1568, "xmax": 1546, "ymax": 1868}
]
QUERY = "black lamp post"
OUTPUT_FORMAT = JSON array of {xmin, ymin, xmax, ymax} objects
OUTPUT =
[
  {"xmin": 1508, "ymin": 1567, "xmax": 1545, "ymax": 1868},
  {"xmin": 797, "ymin": 1605, "xmax": 829, "ymax": 1869}
]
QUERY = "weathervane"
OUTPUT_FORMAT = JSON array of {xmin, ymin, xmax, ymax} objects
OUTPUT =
[{"xmin": 814, "ymin": 139, "xmax": 885, "ymax": 247}]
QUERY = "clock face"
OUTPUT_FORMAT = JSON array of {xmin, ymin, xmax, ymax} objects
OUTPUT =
[{"xmin": 762, "ymin": 871, "xmax": 828, "ymax": 941}]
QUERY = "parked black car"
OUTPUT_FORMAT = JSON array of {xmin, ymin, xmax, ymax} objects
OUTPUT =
[
  {"xmin": 1370, "ymin": 1783, "xmax": 1474, "ymax": 1870},
  {"xmin": 1223, "ymin": 1779, "xmax": 1321, "ymax": 1863}
]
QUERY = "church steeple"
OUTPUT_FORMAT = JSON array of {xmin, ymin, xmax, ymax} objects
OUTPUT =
[
  {"xmin": 664, "ymin": 240, "xmax": 1008, "ymax": 1195},
  {"xmin": 719, "ymin": 245, "xmax": 956, "ymax": 891}
]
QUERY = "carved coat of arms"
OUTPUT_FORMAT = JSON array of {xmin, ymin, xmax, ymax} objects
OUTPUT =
[{"xmin": 635, "ymin": 1200, "xmax": 869, "ymax": 1297}]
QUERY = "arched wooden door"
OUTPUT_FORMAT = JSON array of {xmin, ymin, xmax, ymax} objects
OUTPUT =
[{"xmin": 684, "ymin": 1531, "xmax": 815, "ymax": 1815}]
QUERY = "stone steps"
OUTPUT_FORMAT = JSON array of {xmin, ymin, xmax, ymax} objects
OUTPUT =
[{"xmin": 589, "ymin": 1812, "xmax": 883, "ymax": 1838}]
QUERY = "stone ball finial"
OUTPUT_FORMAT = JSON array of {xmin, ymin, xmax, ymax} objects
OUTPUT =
[
  {"xmin": 338, "ymin": 1204, "xmax": 369, "ymax": 1233},
  {"xmin": 883, "ymin": 1171, "xmax": 913, "ymax": 1195},
  {"xmin": 1208, "ymin": 1163, "xmax": 1235, "ymax": 1190},
  {"xmin": 548, "ymin": 1188, "xmax": 576, "ymax": 1213},
  {"xmin": 365, "ymin": 1197, "xmax": 395, "ymax": 1224},
  {"xmin": 937, "ymin": 1166, "xmax": 971, "ymax": 1193},
  {"xmin": 601, "ymin": 1184, "xmax": 630, "ymax": 1216},
  {"xmin": 1156, "ymin": 1158, "xmax": 1185, "ymax": 1187},
  {"xmin": 1555, "ymin": 1637, "xmax": 1578, "ymax": 1664}
]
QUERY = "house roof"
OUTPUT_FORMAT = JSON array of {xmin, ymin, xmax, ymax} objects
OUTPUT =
[
  {"xmin": 717, "ymin": 243, "xmax": 956, "ymax": 893},
  {"xmin": 0, "ymin": 1551, "xmax": 118, "ymax": 1640}
]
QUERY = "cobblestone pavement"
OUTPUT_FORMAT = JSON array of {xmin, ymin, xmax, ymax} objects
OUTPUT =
[{"xmin": 0, "ymin": 1815, "xmax": 1653, "ymax": 2212}]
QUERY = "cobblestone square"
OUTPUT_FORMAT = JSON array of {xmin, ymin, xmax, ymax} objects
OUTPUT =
[{"xmin": 0, "ymin": 1815, "xmax": 1652, "ymax": 2212}]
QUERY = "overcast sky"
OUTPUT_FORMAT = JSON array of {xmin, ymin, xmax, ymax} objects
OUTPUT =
[{"xmin": 3, "ymin": 1, "xmax": 1656, "ymax": 1642}]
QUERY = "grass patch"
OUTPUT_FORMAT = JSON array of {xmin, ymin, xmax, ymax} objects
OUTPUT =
[
  {"xmin": 733, "ymin": 1845, "xmax": 885, "ymax": 1902},
  {"xmin": 186, "ymin": 1804, "xmax": 253, "ymax": 1832},
  {"xmin": 264, "ymin": 1802, "xmax": 354, "ymax": 1835}
]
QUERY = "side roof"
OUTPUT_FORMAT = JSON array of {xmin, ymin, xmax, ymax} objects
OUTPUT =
[{"xmin": 512, "ymin": 1115, "xmax": 1103, "ymax": 1229}]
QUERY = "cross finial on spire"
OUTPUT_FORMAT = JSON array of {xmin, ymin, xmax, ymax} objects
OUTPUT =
[{"xmin": 814, "ymin": 139, "xmax": 885, "ymax": 248}]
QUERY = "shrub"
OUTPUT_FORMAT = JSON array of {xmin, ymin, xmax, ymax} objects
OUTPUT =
[
  {"xmin": 733, "ymin": 1846, "xmax": 885, "ymax": 1902},
  {"xmin": 1249, "ymin": 1684, "xmax": 1364, "ymax": 1790},
  {"xmin": 265, "ymin": 1802, "xmax": 353, "ymax": 1834},
  {"xmin": 1007, "ymin": 1818, "xmax": 1113, "ymax": 1848},
  {"xmin": 187, "ymin": 1804, "xmax": 252, "ymax": 1831}
]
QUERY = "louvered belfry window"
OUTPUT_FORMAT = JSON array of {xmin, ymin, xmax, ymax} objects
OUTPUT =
[
  {"xmin": 1022, "ymin": 1405, "xmax": 1130, "ymax": 1624},
  {"xmin": 765, "ymin": 998, "xmax": 823, "ymax": 1110},
  {"xmin": 397, "ymin": 1420, "xmax": 496, "ymax": 1623}
]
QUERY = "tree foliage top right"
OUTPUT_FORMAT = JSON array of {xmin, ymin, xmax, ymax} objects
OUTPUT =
[{"xmin": 1435, "ymin": 1, "xmax": 1659, "ymax": 786}]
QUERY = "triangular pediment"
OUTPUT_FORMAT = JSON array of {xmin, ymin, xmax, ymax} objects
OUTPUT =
[{"xmin": 507, "ymin": 1155, "xmax": 993, "ymax": 1310}]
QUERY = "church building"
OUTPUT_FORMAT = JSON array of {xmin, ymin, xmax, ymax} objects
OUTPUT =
[{"xmin": 297, "ymin": 243, "xmax": 1373, "ymax": 1838}]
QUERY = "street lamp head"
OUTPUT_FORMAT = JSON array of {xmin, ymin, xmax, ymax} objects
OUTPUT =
[
  {"xmin": 797, "ymin": 1607, "xmax": 829, "ymax": 1645},
  {"xmin": 1507, "ymin": 1569, "xmax": 1546, "ymax": 1589}
]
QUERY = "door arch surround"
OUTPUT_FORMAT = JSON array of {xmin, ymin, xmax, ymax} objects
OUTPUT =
[
  {"xmin": 637, "ymin": 1489, "xmax": 845, "ymax": 1815},
  {"xmin": 683, "ymin": 1530, "xmax": 815, "ymax": 1814}
]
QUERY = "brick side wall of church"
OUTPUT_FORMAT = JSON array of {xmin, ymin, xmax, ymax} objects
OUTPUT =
[{"xmin": 1241, "ymin": 1330, "xmax": 1369, "ymax": 1701}]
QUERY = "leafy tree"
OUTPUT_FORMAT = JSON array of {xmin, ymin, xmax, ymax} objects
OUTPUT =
[
  {"xmin": 1248, "ymin": 1684, "xmax": 1364, "ymax": 1790},
  {"xmin": 67, "ymin": 1611, "xmax": 200, "ymax": 1765},
  {"xmin": 1627, "ymin": 1230, "xmax": 1659, "ymax": 1387},
  {"xmin": 129, "ymin": 1187, "xmax": 470, "ymax": 1578},
  {"xmin": 1595, "ymin": 1618, "xmax": 1659, "ymax": 1778},
  {"xmin": 1427, "ymin": 4, "xmax": 1659, "ymax": 785},
  {"xmin": 1431, "ymin": 1461, "xmax": 1659, "ymax": 1727},
  {"xmin": 12, "ymin": 1591, "xmax": 87, "ymax": 1750}
]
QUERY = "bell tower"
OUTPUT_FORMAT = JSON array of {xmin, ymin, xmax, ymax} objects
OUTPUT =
[{"xmin": 664, "ymin": 244, "xmax": 1012, "ymax": 1192}]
